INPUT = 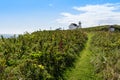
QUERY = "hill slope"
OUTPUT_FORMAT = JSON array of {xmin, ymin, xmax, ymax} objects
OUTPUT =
[
  {"xmin": 0, "ymin": 25, "xmax": 120, "ymax": 80},
  {"xmin": 0, "ymin": 30, "xmax": 88, "ymax": 80}
]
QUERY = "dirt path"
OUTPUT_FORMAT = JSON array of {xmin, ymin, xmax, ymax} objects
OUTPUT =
[{"xmin": 64, "ymin": 33, "xmax": 96, "ymax": 80}]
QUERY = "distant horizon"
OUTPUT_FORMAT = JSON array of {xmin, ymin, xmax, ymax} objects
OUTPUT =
[
  {"xmin": 0, "ymin": 0, "xmax": 120, "ymax": 34},
  {"xmin": 0, "ymin": 24, "xmax": 120, "ymax": 34}
]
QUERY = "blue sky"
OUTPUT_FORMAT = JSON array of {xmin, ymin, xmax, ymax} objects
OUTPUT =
[{"xmin": 0, "ymin": 0, "xmax": 120, "ymax": 34}]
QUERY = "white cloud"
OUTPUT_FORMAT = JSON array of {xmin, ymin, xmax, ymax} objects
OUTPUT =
[{"xmin": 57, "ymin": 3, "xmax": 120, "ymax": 28}]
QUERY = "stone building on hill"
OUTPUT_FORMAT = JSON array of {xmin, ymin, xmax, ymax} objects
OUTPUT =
[{"xmin": 109, "ymin": 25, "xmax": 115, "ymax": 32}]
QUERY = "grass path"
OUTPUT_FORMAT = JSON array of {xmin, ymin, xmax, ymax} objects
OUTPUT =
[{"xmin": 64, "ymin": 33, "xmax": 96, "ymax": 80}]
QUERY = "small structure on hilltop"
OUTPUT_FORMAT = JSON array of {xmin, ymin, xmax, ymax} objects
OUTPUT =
[
  {"xmin": 78, "ymin": 21, "xmax": 82, "ymax": 28},
  {"xmin": 69, "ymin": 21, "xmax": 82, "ymax": 30},
  {"xmin": 109, "ymin": 25, "xmax": 115, "ymax": 32},
  {"xmin": 56, "ymin": 27, "xmax": 62, "ymax": 30},
  {"xmin": 69, "ymin": 23, "xmax": 78, "ymax": 30}
]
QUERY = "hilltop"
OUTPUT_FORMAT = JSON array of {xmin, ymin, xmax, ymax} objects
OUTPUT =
[
  {"xmin": 83, "ymin": 25, "xmax": 120, "ymax": 32},
  {"xmin": 0, "ymin": 25, "xmax": 120, "ymax": 80}
]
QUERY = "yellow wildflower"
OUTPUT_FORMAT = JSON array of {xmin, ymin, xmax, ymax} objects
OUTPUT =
[{"xmin": 38, "ymin": 64, "xmax": 44, "ymax": 70}]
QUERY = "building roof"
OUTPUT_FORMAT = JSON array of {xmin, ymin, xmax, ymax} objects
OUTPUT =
[
  {"xmin": 69, "ymin": 23, "xmax": 78, "ymax": 26},
  {"xmin": 109, "ymin": 25, "xmax": 114, "ymax": 28}
]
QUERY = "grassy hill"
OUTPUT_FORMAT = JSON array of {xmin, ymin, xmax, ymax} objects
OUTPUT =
[
  {"xmin": 83, "ymin": 25, "xmax": 120, "ymax": 32},
  {"xmin": 0, "ymin": 25, "xmax": 120, "ymax": 80}
]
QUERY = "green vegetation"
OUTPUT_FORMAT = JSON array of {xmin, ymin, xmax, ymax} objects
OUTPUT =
[
  {"xmin": 0, "ymin": 25, "xmax": 120, "ymax": 80},
  {"xmin": 64, "ymin": 33, "xmax": 96, "ymax": 80},
  {"xmin": 0, "ymin": 30, "xmax": 87, "ymax": 80},
  {"xmin": 83, "ymin": 25, "xmax": 120, "ymax": 32},
  {"xmin": 90, "ymin": 32, "xmax": 120, "ymax": 80}
]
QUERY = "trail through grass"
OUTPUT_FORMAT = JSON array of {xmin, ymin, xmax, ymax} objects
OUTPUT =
[{"xmin": 64, "ymin": 33, "xmax": 96, "ymax": 80}]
